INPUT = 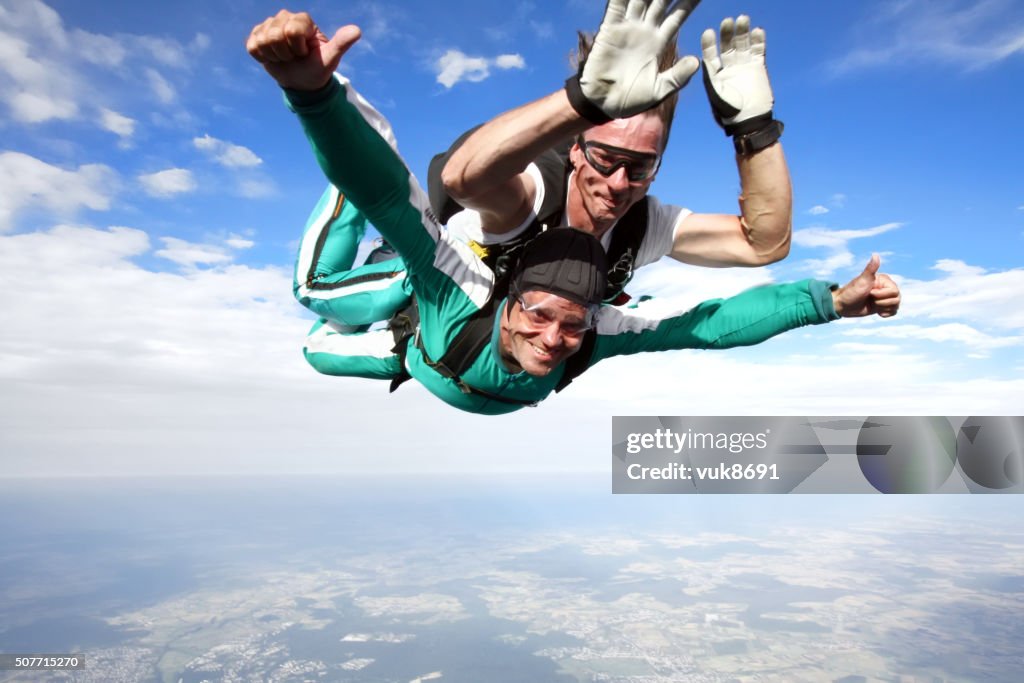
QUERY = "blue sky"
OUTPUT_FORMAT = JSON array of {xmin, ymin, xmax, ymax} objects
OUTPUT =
[{"xmin": 1, "ymin": 0, "xmax": 1023, "ymax": 476}]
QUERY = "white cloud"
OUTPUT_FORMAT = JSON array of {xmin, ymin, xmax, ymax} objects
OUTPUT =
[
  {"xmin": 237, "ymin": 178, "xmax": 277, "ymax": 199},
  {"xmin": 568, "ymin": 345, "xmax": 1024, "ymax": 417},
  {"xmin": 792, "ymin": 222, "xmax": 902, "ymax": 277},
  {"xmin": 897, "ymin": 260, "xmax": 1024, "ymax": 332},
  {"xmin": 0, "ymin": 27, "xmax": 77, "ymax": 122},
  {"xmin": 794, "ymin": 223, "xmax": 901, "ymax": 250},
  {"xmin": 436, "ymin": 51, "xmax": 489, "ymax": 88},
  {"xmin": 485, "ymin": 2, "xmax": 551, "ymax": 43},
  {"xmin": 841, "ymin": 323, "xmax": 1023, "ymax": 355},
  {"xmin": 0, "ymin": 1, "xmax": 202, "ymax": 129},
  {"xmin": 930, "ymin": 259, "xmax": 986, "ymax": 278},
  {"xmin": 530, "ymin": 20, "xmax": 554, "ymax": 40},
  {"xmin": 7, "ymin": 90, "xmax": 78, "ymax": 122},
  {"xmin": 191, "ymin": 33, "xmax": 211, "ymax": 52},
  {"xmin": 435, "ymin": 50, "xmax": 527, "ymax": 88},
  {"xmin": 129, "ymin": 33, "xmax": 208, "ymax": 69},
  {"xmin": 138, "ymin": 168, "xmax": 196, "ymax": 198},
  {"xmin": 146, "ymin": 68, "xmax": 176, "ymax": 104},
  {"xmin": 0, "ymin": 152, "xmax": 116, "ymax": 230},
  {"xmin": 2, "ymin": 224, "xmax": 150, "ymax": 266},
  {"xmin": 156, "ymin": 236, "xmax": 233, "ymax": 268},
  {"xmin": 226, "ymin": 234, "xmax": 255, "ymax": 250},
  {"xmin": 830, "ymin": 342, "xmax": 903, "ymax": 354},
  {"xmin": 628, "ymin": 258, "xmax": 775, "ymax": 311},
  {"xmin": 71, "ymin": 28, "xmax": 127, "ymax": 67},
  {"xmin": 0, "ymin": 34, "xmax": 48, "ymax": 86},
  {"xmin": 808, "ymin": 205, "xmax": 829, "ymax": 216},
  {"xmin": 802, "ymin": 252, "xmax": 856, "ymax": 276},
  {"xmin": 193, "ymin": 134, "xmax": 263, "ymax": 168},
  {"xmin": 831, "ymin": 193, "xmax": 847, "ymax": 208},
  {"xmin": 484, "ymin": 26, "xmax": 513, "ymax": 43},
  {"xmin": 100, "ymin": 108, "xmax": 136, "ymax": 139},
  {"xmin": 351, "ymin": 2, "xmax": 402, "ymax": 48},
  {"xmin": 155, "ymin": 234, "xmax": 256, "ymax": 268},
  {"xmin": 495, "ymin": 54, "xmax": 526, "ymax": 70},
  {"xmin": 831, "ymin": 0, "xmax": 1024, "ymax": 75},
  {"xmin": 0, "ymin": 0, "xmax": 66, "ymax": 51}
]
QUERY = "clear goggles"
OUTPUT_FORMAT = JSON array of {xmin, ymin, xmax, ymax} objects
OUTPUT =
[
  {"xmin": 578, "ymin": 137, "xmax": 662, "ymax": 182},
  {"xmin": 513, "ymin": 289, "xmax": 600, "ymax": 338}
]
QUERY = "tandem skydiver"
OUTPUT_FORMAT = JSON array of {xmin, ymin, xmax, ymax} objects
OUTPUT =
[
  {"xmin": 246, "ymin": 9, "xmax": 902, "ymax": 416},
  {"xmin": 292, "ymin": 0, "xmax": 793, "ymax": 337}
]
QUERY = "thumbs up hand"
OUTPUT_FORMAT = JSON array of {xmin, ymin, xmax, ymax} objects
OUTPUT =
[
  {"xmin": 832, "ymin": 254, "xmax": 901, "ymax": 319},
  {"xmin": 246, "ymin": 10, "xmax": 361, "ymax": 91}
]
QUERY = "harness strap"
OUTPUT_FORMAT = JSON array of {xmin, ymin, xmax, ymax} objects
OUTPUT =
[
  {"xmin": 604, "ymin": 198, "xmax": 648, "ymax": 302},
  {"xmin": 416, "ymin": 330, "xmax": 538, "ymax": 407},
  {"xmin": 470, "ymin": 157, "xmax": 648, "ymax": 303},
  {"xmin": 385, "ymin": 296, "xmax": 537, "ymax": 407},
  {"xmin": 387, "ymin": 300, "xmax": 419, "ymax": 393}
]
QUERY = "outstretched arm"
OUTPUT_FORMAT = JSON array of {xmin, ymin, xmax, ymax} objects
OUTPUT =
[
  {"xmin": 440, "ymin": 91, "xmax": 584, "ymax": 235},
  {"xmin": 441, "ymin": 0, "xmax": 701, "ymax": 234},
  {"xmin": 592, "ymin": 255, "xmax": 900, "ymax": 360},
  {"xmin": 247, "ymin": 11, "xmax": 440, "ymax": 277},
  {"xmin": 670, "ymin": 15, "xmax": 791, "ymax": 267}
]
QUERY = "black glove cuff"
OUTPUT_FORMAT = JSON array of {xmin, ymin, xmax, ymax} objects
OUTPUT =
[
  {"xmin": 564, "ymin": 75, "xmax": 613, "ymax": 125},
  {"xmin": 724, "ymin": 112, "xmax": 774, "ymax": 137},
  {"xmin": 733, "ymin": 118, "xmax": 784, "ymax": 155}
]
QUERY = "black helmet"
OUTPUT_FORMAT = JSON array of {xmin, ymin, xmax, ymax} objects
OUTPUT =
[{"xmin": 512, "ymin": 228, "xmax": 607, "ymax": 307}]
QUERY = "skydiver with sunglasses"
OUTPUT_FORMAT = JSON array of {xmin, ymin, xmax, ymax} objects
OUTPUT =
[{"xmin": 434, "ymin": 0, "xmax": 791, "ymax": 300}]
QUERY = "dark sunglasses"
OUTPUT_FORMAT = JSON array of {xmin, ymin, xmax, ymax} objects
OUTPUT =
[{"xmin": 577, "ymin": 137, "xmax": 661, "ymax": 182}]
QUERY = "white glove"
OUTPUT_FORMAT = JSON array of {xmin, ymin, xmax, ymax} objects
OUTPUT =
[
  {"xmin": 569, "ymin": 0, "xmax": 701, "ymax": 122},
  {"xmin": 701, "ymin": 15, "xmax": 775, "ymax": 135}
]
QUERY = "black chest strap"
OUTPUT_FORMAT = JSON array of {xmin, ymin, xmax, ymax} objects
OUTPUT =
[
  {"xmin": 603, "ymin": 198, "xmax": 648, "ymax": 302},
  {"xmin": 387, "ymin": 293, "xmax": 538, "ymax": 407}
]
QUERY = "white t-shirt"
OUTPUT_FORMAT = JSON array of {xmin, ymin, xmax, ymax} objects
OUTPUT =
[{"xmin": 445, "ymin": 161, "xmax": 691, "ymax": 268}]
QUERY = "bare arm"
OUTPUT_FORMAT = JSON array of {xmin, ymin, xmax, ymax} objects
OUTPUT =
[
  {"xmin": 440, "ymin": 90, "xmax": 590, "ymax": 235},
  {"xmin": 677, "ymin": 15, "xmax": 791, "ymax": 267},
  {"xmin": 670, "ymin": 141, "xmax": 791, "ymax": 266}
]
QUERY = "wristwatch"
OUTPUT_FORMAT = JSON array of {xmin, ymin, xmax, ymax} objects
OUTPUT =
[{"xmin": 733, "ymin": 119, "xmax": 784, "ymax": 155}]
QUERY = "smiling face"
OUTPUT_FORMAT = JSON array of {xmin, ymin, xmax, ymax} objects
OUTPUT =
[
  {"xmin": 566, "ymin": 112, "xmax": 667, "ymax": 236},
  {"xmin": 498, "ymin": 290, "xmax": 594, "ymax": 376}
]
